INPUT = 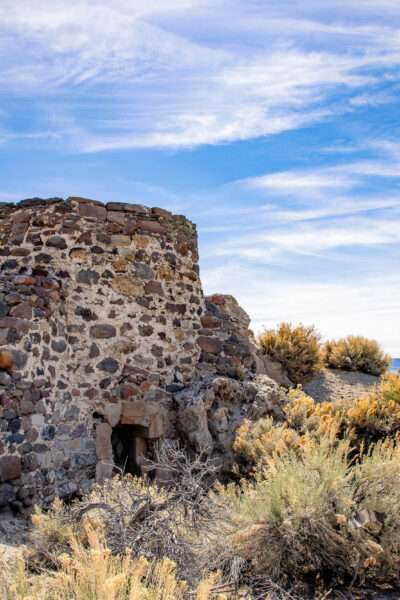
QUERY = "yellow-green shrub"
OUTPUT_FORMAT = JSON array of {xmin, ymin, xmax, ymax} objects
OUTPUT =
[
  {"xmin": 347, "ymin": 373, "xmax": 400, "ymax": 436},
  {"xmin": 224, "ymin": 436, "xmax": 400, "ymax": 588},
  {"xmin": 284, "ymin": 387, "xmax": 346, "ymax": 440},
  {"xmin": 1, "ymin": 524, "xmax": 223, "ymax": 600},
  {"xmin": 324, "ymin": 335, "xmax": 391, "ymax": 376},
  {"xmin": 233, "ymin": 389, "xmax": 345, "ymax": 473},
  {"xmin": 258, "ymin": 322, "xmax": 322, "ymax": 384},
  {"xmin": 233, "ymin": 416, "xmax": 303, "ymax": 471}
]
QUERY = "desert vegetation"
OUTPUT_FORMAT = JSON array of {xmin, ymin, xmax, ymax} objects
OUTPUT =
[
  {"xmin": 258, "ymin": 324, "xmax": 391, "ymax": 383},
  {"xmin": 323, "ymin": 335, "xmax": 391, "ymax": 376},
  {"xmin": 3, "ymin": 373, "xmax": 400, "ymax": 599},
  {"xmin": 258, "ymin": 323, "xmax": 323, "ymax": 383}
]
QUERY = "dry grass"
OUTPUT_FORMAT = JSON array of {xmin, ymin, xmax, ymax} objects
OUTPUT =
[
  {"xmin": 228, "ymin": 374, "xmax": 400, "ymax": 591},
  {"xmin": 224, "ymin": 435, "xmax": 400, "ymax": 589},
  {"xmin": 234, "ymin": 374, "xmax": 400, "ymax": 473},
  {"xmin": 233, "ymin": 416, "xmax": 303, "ymax": 473},
  {"xmin": 324, "ymin": 336, "xmax": 391, "ymax": 376},
  {"xmin": 347, "ymin": 373, "xmax": 400, "ymax": 436},
  {"xmin": 1, "ymin": 524, "xmax": 226, "ymax": 600},
  {"xmin": 29, "ymin": 446, "xmax": 222, "ymax": 585},
  {"xmin": 258, "ymin": 323, "xmax": 322, "ymax": 384},
  {"xmin": 6, "ymin": 374, "xmax": 400, "ymax": 599}
]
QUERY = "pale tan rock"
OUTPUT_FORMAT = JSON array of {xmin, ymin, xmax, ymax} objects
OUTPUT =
[
  {"xmin": 157, "ymin": 264, "xmax": 175, "ymax": 281},
  {"xmin": 111, "ymin": 275, "xmax": 144, "ymax": 296},
  {"xmin": 148, "ymin": 414, "xmax": 164, "ymax": 438},
  {"xmin": 179, "ymin": 401, "xmax": 213, "ymax": 452},
  {"xmin": 112, "ymin": 257, "xmax": 129, "ymax": 272},
  {"xmin": 120, "ymin": 400, "xmax": 147, "ymax": 423},
  {"xmin": 104, "ymin": 403, "xmax": 122, "ymax": 427},
  {"xmin": 256, "ymin": 353, "xmax": 293, "ymax": 387},
  {"xmin": 96, "ymin": 423, "xmax": 113, "ymax": 460},
  {"xmin": 70, "ymin": 248, "xmax": 89, "ymax": 261},
  {"xmin": 132, "ymin": 234, "xmax": 151, "ymax": 249},
  {"xmin": 111, "ymin": 234, "xmax": 131, "ymax": 247}
]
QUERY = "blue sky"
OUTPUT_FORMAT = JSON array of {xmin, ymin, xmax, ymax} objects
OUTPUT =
[{"xmin": 1, "ymin": 0, "xmax": 400, "ymax": 354}]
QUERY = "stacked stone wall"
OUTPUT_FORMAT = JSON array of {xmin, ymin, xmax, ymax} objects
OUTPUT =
[
  {"xmin": 0, "ymin": 197, "xmax": 204, "ymax": 510},
  {"xmin": 198, "ymin": 294, "xmax": 258, "ymax": 377}
]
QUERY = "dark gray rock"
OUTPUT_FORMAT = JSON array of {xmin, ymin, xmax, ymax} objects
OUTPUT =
[
  {"xmin": 0, "ymin": 483, "xmax": 16, "ymax": 506},
  {"xmin": 76, "ymin": 269, "xmax": 100, "ymax": 285},
  {"xmin": 51, "ymin": 339, "xmax": 67, "ymax": 353},
  {"xmin": 46, "ymin": 236, "xmax": 67, "ymax": 250},
  {"xmin": 97, "ymin": 357, "xmax": 119, "ymax": 373}
]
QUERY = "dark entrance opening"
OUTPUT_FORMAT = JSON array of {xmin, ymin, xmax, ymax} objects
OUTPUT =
[{"xmin": 111, "ymin": 424, "xmax": 149, "ymax": 476}]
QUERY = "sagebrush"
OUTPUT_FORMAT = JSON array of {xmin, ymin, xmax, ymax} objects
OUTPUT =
[
  {"xmin": 258, "ymin": 322, "xmax": 322, "ymax": 384},
  {"xmin": 234, "ymin": 374, "xmax": 400, "ymax": 471},
  {"xmin": 4, "ymin": 376, "xmax": 400, "ymax": 598},
  {"xmin": 324, "ymin": 335, "xmax": 391, "ymax": 376},
  {"xmin": 224, "ymin": 436, "xmax": 400, "ymax": 588},
  {"xmin": 229, "ymin": 375, "xmax": 400, "ymax": 590},
  {"xmin": 1, "ymin": 524, "xmax": 224, "ymax": 600}
]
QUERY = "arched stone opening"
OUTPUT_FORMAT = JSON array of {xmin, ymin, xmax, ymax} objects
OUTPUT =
[
  {"xmin": 95, "ymin": 400, "xmax": 166, "ymax": 483},
  {"xmin": 111, "ymin": 424, "xmax": 149, "ymax": 476}
]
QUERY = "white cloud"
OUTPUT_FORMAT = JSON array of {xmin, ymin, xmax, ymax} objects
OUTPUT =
[
  {"xmin": 1, "ymin": 0, "xmax": 400, "ymax": 151},
  {"xmin": 244, "ymin": 158, "xmax": 400, "ymax": 199},
  {"xmin": 208, "ymin": 214, "xmax": 400, "ymax": 261},
  {"xmin": 202, "ymin": 263, "xmax": 400, "ymax": 355},
  {"xmin": 245, "ymin": 170, "xmax": 354, "ymax": 197}
]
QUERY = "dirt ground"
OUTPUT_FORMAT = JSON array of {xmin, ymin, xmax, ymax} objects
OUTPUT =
[{"xmin": 303, "ymin": 368, "xmax": 379, "ymax": 404}]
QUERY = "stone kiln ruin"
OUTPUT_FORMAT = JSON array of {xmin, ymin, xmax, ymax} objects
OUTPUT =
[{"xmin": 0, "ymin": 197, "xmax": 273, "ymax": 512}]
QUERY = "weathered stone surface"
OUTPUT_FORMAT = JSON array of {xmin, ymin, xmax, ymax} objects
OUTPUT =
[
  {"xmin": 200, "ymin": 316, "xmax": 222, "ymax": 329},
  {"xmin": 107, "ymin": 211, "xmax": 126, "ymax": 225},
  {"xmin": 0, "ymin": 350, "xmax": 14, "ymax": 370},
  {"xmin": 96, "ymin": 460, "xmax": 113, "ymax": 483},
  {"xmin": 97, "ymin": 357, "xmax": 119, "ymax": 373},
  {"xmin": 144, "ymin": 280, "xmax": 163, "ymax": 295},
  {"xmin": 137, "ymin": 220, "xmax": 166, "ymax": 235},
  {"xmin": 0, "ymin": 197, "xmax": 262, "ymax": 510},
  {"xmin": 111, "ymin": 275, "xmax": 144, "ymax": 297},
  {"xmin": 51, "ymin": 340, "xmax": 67, "ymax": 353},
  {"xmin": 70, "ymin": 248, "xmax": 89, "ymax": 261},
  {"xmin": 177, "ymin": 374, "xmax": 284, "ymax": 471},
  {"xmin": 0, "ymin": 483, "xmax": 15, "ymax": 506},
  {"xmin": 179, "ymin": 401, "xmax": 213, "ymax": 452},
  {"xmin": 0, "ymin": 318, "xmax": 30, "ymax": 334},
  {"xmin": 10, "ymin": 302, "xmax": 33, "ymax": 320},
  {"xmin": 111, "ymin": 234, "xmax": 131, "ymax": 246},
  {"xmin": 78, "ymin": 203, "xmax": 107, "ymax": 220},
  {"xmin": 96, "ymin": 423, "xmax": 112, "ymax": 460},
  {"xmin": 104, "ymin": 403, "xmax": 122, "ymax": 427},
  {"xmin": 90, "ymin": 324, "xmax": 117, "ymax": 339},
  {"xmin": 256, "ymin": 354, "xmax": 293, "ymax": 387},
  {"xmin": 133, "ymin": 262, "xmax": 154, "ymax": 279},
  {"xmin": 197, "ymin": 336, "xmax": 223, "ymax": 354},
  {"xmin": 46, "ymin": 236, "xmax": 67, "ymax": 250},
  {"xmin": 76, "ymin": 269, "xmax": 100, "ymax": 285},
  {"xmin": 0, "ymin": 301, "xmax": 8, "ymax": 318},
  {"xmin": 0, "ymin": 455, "xmax": 22, "ymax": 481}
]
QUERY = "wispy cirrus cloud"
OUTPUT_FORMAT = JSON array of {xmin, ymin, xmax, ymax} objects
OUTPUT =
[
  {"xmin": 0, "ymin": 1, "xmax": 399, "ymax": 352},
  {"xmin": 201, "ymin": 142, "xmax": 400, "ymax": 261},
  {"xmin": 213, "ymin": 215, "xmax": 400, "ymax": 259},
  {"xmin": 243, "ymin": 153, "xmax": 400, "ymax": 200},
  {"xmin": 1, "ymin": 0, "xmax": 400, "ymax": 152}
]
